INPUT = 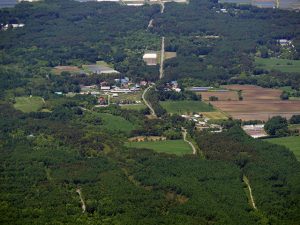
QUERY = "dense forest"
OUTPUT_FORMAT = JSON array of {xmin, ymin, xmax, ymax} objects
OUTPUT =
[{"xmin": 1, "ymin": 0, "xmax": 300, "ymax": 224}]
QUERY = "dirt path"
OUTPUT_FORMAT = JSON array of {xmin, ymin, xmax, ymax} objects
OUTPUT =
[
  {"xmin": 182, "ymin": 128, "xmax": 197, "ymax": 155},
  {"xmin": 159, "ymin": 36, "xmax": 165, "ymax": 79},
  {"xmin": 142, "ymin": 86, "xmax": 157, "ymax": 117},
  {"xmin": 243, "ymin": 175, "xmax": 257, "ymax": 210},
  {"xmin": 147, "ymin": 19, "xmax": 154, "ymax": 29},
  {"xmin": 76, "ymin": 188, "xmax": 86, "ymax": 213}
]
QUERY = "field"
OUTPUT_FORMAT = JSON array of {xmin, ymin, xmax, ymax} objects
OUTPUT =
[
  {"xmin": 99, "ymin": 113, "xmax": 137, "ymax": 133},
  {"xmin": 202, "ymin": 111, "xmax": 228, "ymax": 120},
  {"xmin": 200, "ymin": 91, "xmax": 239, "ymax": 101},
  {"xmin": 160, "ymin": 100, "xmax": 215, "ymax": 114},
  {"xmin": 14, "ymin": 96, "xmax": 45, "ymax": 113},
  {"xmin": 255, "ymin": 57, "xmax": 300, "ymax": 73},
  {"xmin": 126, "ymin": 140, "xmax": 193, "ymax": 155},
  {"xmin": 209, "ymin": 85, "xmax": 300, "ymax": 121},
  {"xmin": 52, "ymin": 66, "xmax": 81, "ymax": 75},
  {"xmin": 223, "ymin": 85, "xmax": 281, "ymax": 100},
  {"xmin": 120, "ymin": 104, "xmax": 146, "ymax": 110},
  {"xmin": 110, "ymin": 92, "xmax": 143, "ymax": 104},
  {"xmin": 265, "ymin": 136, "xmax": 300, "ymax": 161}
]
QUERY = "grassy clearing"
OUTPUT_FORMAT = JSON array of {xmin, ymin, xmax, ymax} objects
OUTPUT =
[
  {"xmin": 110, "ymin": 92, "xmax": 142, "ymax": 104},
  {"xmin": 126, "ymin": 140, "xmax": 193, "ymax": 155},
  {"xmin": 14, "ymin": 96, "xmax": 44, "ymax": 113},
  {"xmin": 202, "ymin": 111, "xmax": 228, "ymax": 120},
  {"xmin": 120, "ymin": 104, "xmax": 146, "ymax": 110},
  {"xmin": 99, "ymin": 113, "xmax": 136, "ymax": 133},
  {"xmin": 160, "ymin": 100, "xmax": 215, "ymax": 114},
  {"xmin": 265, "ymin": 136, "xmax": 300, "ymax": 161},
  {"xmin": 255, "ymin": 57, "xmax": 300, "ymax": 73}
]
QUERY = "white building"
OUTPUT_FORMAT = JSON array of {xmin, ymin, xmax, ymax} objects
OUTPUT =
[{"xmin": 143, "ymin": 53, "xmax": 157, "ymax": 66}]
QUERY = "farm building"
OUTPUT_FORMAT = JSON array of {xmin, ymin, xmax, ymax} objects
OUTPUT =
[
  {"xmin": 85, "ymin": 65, "xmax": 119, "ymax": 74},
  {"xmin": 143, "ymin": 53, "xmax": 157, "ymax": 66},
  {"xmin": 187, "ymin": 87, "xmax": 213, "ymax": 92}
]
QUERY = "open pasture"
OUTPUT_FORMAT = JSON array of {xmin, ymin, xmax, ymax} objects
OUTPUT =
[
  {"xmin": 120, "ymin": 104, "xmax": 146, "ymax": 110},
  {"xmin": 202, "ymin": 111, "xmax": 228, "ymax": 120},
  {"xmin": 265, "ymin": 136, "xmax": 300, "ymax": 161},
  {"xmin": 99, "ymin": 113, "xmax": 137, "ymax": 133},
  {"xmin": 255, "ymin": 57, "xmax": 300, "ymax": 73},
  {"xmin": 200, "ymin": 91, "xmax": 239, "ymax": 101},
  {"xmin": 160, "ymin": 100, "xmax": 215, "ymax": 114},
  {"xmin": 126, "ymin": 140, "xmax": 193, "ymax": 155},
  {"xmin": 52, "ymin": 66, "xmax": 81, "ymax": 75},
  {"xmin": 14, "ymin": 96, "xmax": 45, "ymax": 113}
]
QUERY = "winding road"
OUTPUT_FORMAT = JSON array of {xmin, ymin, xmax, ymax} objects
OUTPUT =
[
  {"xmin": 142, "ymin": 86, "xmax": 157, "ymax": 117},
  {"xmin": 182, "ymin": 128, "xmax": 197, "ymax": 155}
]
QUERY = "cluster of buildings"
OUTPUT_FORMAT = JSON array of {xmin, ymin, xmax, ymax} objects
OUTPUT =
[
  {"xmin": 181, "ymin": 114, "xmax": 223, "ymax": 133},
  {"xmin": 164, "ymin": 81, "xmax": 182, "ymax": 92}
]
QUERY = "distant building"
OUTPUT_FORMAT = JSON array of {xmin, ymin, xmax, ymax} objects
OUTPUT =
[
  {"xmin": 278, "ymin": 39, "xmax": 292, "ymax": 46},
  {"xmin": 18, "ymin": 0, "xmax": 40, "ymax": 2},
  {"xmin": 143, "ymin": 53, "xmax": 157, "ymax": 66},
  {"xmin": 101, "ymin": 86, "xmax": 111, "ymax": 90},
  {"xmin": 85, "ymin": 65, "xmax": 119, "ymax": 74},
  {"xmin": 187, "ymin": 87, "xmax": 213, "ymax": 92}
]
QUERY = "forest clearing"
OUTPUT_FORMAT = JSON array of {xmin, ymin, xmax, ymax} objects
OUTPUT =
[{"xmin": 125, "ymin": 139, "xmax": 193, "ymax": 155}]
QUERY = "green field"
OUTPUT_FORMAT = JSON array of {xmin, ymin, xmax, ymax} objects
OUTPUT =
[
  {"xmin": 160, "ymin": 100, "xmax": 215, "ymax": 114},
  {"xmin": 126, "ymin": 140, "xmax": 193, "ymax": 155},
  {"xmin": 99, "ymin": 113, "xmax": 136, "ymax": 133},
  {"xmin": 120, "ymin": 104, "xmax": 146, "ymax": 110},
  {"xmin": 265, "ymin": 136, "xmax": 300, "ymax": 161},
  {"xmin": 14, "ymin": 96, "xmax": 45, "ymax": 113},
  {"xmin": 255, "ymin": 57, "xmax": 300, "ymax": 73}
]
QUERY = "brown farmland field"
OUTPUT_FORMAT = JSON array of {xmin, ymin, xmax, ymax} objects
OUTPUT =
[
  {"xmin": 53, "ymin": 66, "xmax": 81, "ymax": 75},
  {"xmin": 200, "ymin": 91, "xmax": 239, "ymax": 101},
  {"xmin": 211, "ymin": 100, "xmax": 300, "ymax": 121},
  {"xmin": 206, "ymin": 85, "xmax": 300, "ymax": 121},
  {"xmin": 222, "ymin": 85, "xmax": 281, "ymax": 100}
]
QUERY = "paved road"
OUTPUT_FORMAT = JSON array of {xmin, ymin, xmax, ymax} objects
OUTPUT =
[
  {"xmin": 76, "ymin": 188, "xmax": 86, "ymax": 213},
  {"xmin": 159, "ymin": 37, "xmax": 165, "ymax": 79},
  {"xmin": 182, "ymin": 128, "xmax": 197, "ymax": 155},
  {"xmin": 243, "ymin": 176, "xmax": 257, "ymax": 210},
  {"xmin": 142, "ymin": 86, "xmax": 157, "ymax": 117}
]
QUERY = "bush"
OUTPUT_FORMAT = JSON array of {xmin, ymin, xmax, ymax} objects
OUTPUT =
[{"xmin": 264, "ymin": 116, "xmax": 288, "ymax": 136}]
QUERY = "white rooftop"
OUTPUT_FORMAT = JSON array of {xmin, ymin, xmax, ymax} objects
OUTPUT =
[{"xmin": 143, "ymin": 53, "xmax": 157, "ymax": 59}]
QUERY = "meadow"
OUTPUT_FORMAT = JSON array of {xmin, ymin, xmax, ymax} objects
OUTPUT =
[
  {"xmin": 126, "ymin": 140, "xmax": 193, "ymax": 155},
  {"xmin": 265, "ymin": 136, "xmax": 300, "ymax": 160},
  {"xmin": 14, "ymin": 96, "xmax": 44, "ymax": 113},
  {"xmin": 255, "ymin": 57, "xmax": 300, "ymax": 73},
  {"xmin": 120, "ymin": 104, "xmax": 147, "ymax": 110},
  {"xmin": 160, "ymin": 100, "xmax": 215, "ymax": 114},
  {"xmin": 99, "ymin": 113, "xmax": 137, "ymax": 133}
]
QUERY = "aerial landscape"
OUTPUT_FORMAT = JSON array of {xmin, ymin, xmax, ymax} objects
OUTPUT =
[{"xmin": 0, "ymin": 0, "xmax": 300, "ymax": 224}]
